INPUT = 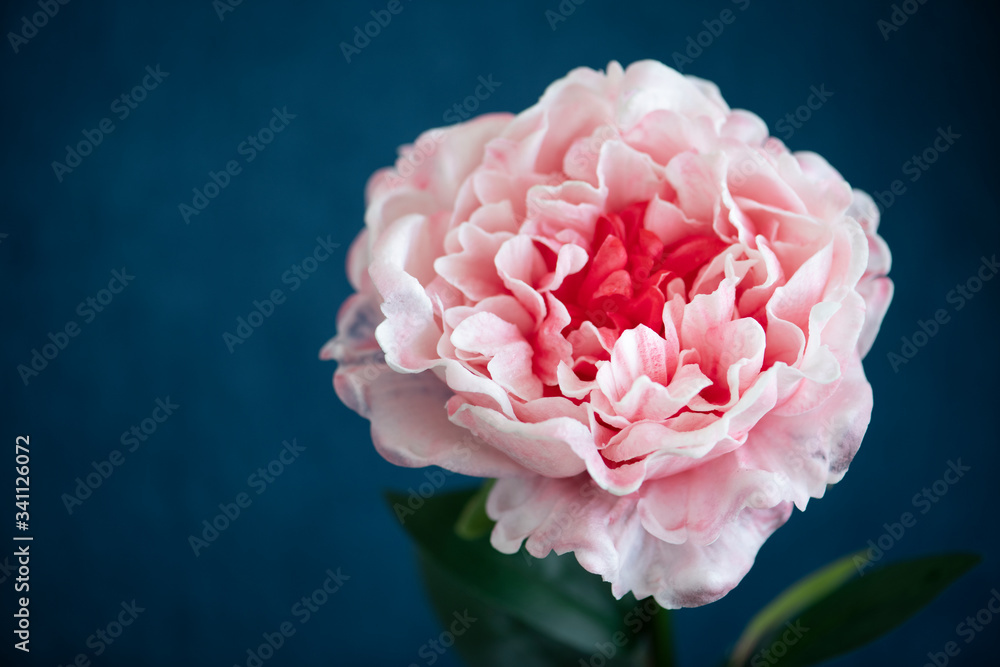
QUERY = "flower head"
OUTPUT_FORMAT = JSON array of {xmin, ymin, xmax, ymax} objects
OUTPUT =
[{"xmin": 323, "ymin": 60, "xmax": 892, "ymax": 608}]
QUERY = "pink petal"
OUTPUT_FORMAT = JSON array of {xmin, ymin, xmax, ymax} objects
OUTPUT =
[
  {"xmin": 595, "ymin": 140, "xmax": 665, "ymax": 213},
  {"xmin": 434, "ymin": 223, "xmax": 511, "ymax": 301},
  {"xmin": 449, "ymin": 401, "xmax": 589, "ymax": 478},
  {"xmin": 857, "ymin": 277, "xmax": 894, "ymax": 358},
  {"xmin": 338, "ymin": 365, "xmax": 526, "ymax": 478},
  {"xmin": 370, "ymin": 215, "xmax": 447, "ymax": 373},
  {"xmin": 731, "ymin": 354, "xmax": 873, "ymax": 509},
  {"xmin": 487, "ymin": 474, "xmax": 793, "ymax": 609},
  {"xmin": 451, "ymin": 311, "xmax": 543, "ymax": 401}
]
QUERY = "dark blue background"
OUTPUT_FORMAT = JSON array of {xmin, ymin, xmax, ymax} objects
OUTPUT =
[{"xmin": 2, "ymin": 0, "xmax": 999, "ymax": 665}]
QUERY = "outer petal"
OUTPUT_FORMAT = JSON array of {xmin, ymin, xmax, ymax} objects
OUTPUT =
[
  {"xmin": 448, "ymin": 401, "xmax": 589, "ymax": 478},
  {"xmin": 487, "ymin": 474, "xmax": 792, "ymax": 609},
  {"xmin": 857, "ymin": 277, "xmax": 894, "ymax": 358},
  {"xmin": 341, "ymin": 364, "xmax": 526, "ymax": 478},
  {"xmin": 846, "ymin": 189, "xmax": 894, "ymax": 357},
  {"xmin": 326, "ymin": 288, "xmax": 525, "ymax": 477},
  {"xmin": 368, "ymin": 114, "xmax": 514, "ymax": 208},
  {"xmin": 371, "ymin": 214, "xmax": 450, "ymax": 373},
  {"xmin": 736, "ymin": 353, "xmax": 874, "ymax": 509}
]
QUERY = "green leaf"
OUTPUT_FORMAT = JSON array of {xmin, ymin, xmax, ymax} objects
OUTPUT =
[
  {"xmin": 386, "ymin": 488, "xmax": 648, "ymax": 662},
  {"xmin": 417, "ymin": 550, "xmax": 610, "ymax": 667},
  {"xmin": 729, "ymin": 552, "xmax": 980, "ymax": 667},
  {"xmin": 729, "ymin": 551, "xmax": 863, "ymax": 666},
  {"xmin": 454, "ymin": 479, "xmax": 496, "ymax": 540}
]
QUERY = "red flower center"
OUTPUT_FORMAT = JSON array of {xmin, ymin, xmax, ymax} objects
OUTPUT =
[{"xmin": 551, "ymin": 201, "xmax": 726, "ymax": 336}]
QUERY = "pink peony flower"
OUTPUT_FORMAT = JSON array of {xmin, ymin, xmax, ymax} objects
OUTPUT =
[{"xmin": 322, "ymin": 60, "xmax": 892, "ymax": 608}]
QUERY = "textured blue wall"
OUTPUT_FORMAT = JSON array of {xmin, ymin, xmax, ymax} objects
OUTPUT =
[{"xmin": 2, "ymin": 0, "xmax": 998, "ymax": 665}]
